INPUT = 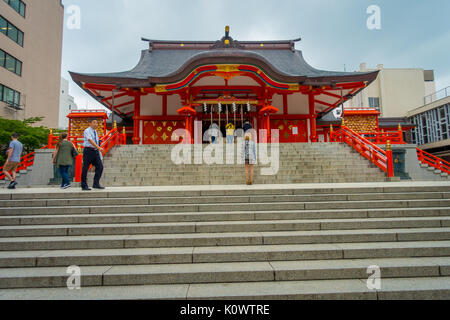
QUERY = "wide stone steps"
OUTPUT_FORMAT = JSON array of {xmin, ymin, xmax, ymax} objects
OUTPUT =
[
  {"xmin": 1, "ymin": 183, "xmax": 450, "ymax": 298},
  {"xmin": 1, "ymin": 257, "xmax": 450, "ymax": 290},
  {"xmin": 2, "ymin": 241, "xmax": 450, "ymax": 268},
  {"xmin": 98, "ymin": 143, "xmax": 387, "ymax": 186},
  {"xmin": 0, "ymin": 228, "xmax": 449, "ymax": 251},
  {"xmin": 1, "ymin": 277, "xmax": 449, "ymax": 300}
]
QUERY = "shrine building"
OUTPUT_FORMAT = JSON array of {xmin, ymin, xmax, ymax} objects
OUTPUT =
[{"xmin": 70, "ymin": 27, "xmax": 380, "ymax": 145}]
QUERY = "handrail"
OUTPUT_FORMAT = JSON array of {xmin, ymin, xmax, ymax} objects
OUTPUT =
[
  {"xmin": 330, "ymin": 126, "xmax": 394, "ymax": 177},
  {"xmin": 424, "ymin": 86, "xmax": 450, "ymax": 105},
  {"xmin": 360, "ymin": 130, "xmax": 405, "ymax": 145},
  {"xmin": 417, "ymin": 148, "xmax": 450, "ymax": 174}
]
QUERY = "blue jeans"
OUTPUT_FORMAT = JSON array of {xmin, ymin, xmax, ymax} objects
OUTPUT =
[
  {"xmin": 59, "ymin": 165, "xmax": 71, "ymax": 187},
  {"xmin": 227, "ymin": 136, "xmax": 234, "ymax": 144}
]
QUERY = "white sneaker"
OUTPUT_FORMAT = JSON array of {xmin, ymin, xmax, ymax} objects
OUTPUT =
[{"xmin": 61, "ymin": 184, "xmax": 71, "ymax": 189}]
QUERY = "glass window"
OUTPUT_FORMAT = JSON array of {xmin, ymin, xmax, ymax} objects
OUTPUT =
[
  {"xmin": 8, "ymin": 24, "xmax": 18, "ymax": 43},
  {"xmin": 0, "ymin": 84, "xmax": 3, "ymax": 102},
  {"xmin": 9, "ymin": 0, "xmax": 20, "ymax": 12},
  {"xmin": 3, "ymin": 86, "xmax": 14, "ymax": 104},
  {"xmin": 0, "ymin": 50, "xmax": 5, "ymax": 67},
  {"xmin": 17, "ymin": 30, "xmax": 23, "ymax": 46},
  {"xmin": 0, "ymin": 16, "xmax": 7, "ymax": 36},
  {"xmin": 4, "ymin": 0, "xmax": 26, "ymax": 17},
  {"xmin": 5, "ymin": 53, "xmax": 15, "ymax": 72},
  {"xmin": 13, "ymin": 90, "xmax": 20, "ymax": 106},
  {"xmin": 19, "ymin": 2, "xmax": 26, "ymax": 17},
  {"xmin": 0, "ymin": 16, "xmax": 24, "ymax": 46},
  {"xmin": 15, "ymin": 59, "xmax": 21, "ymax": 76}
]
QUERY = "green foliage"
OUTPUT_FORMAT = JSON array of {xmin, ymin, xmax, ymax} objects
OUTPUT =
[{"xmin": 0, "ymin": 117, "xmax": 51, "ymax": 166}]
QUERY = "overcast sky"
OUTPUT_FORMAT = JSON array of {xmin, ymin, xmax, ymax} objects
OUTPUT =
[{"xmin": 60, "ymin": 0, "xmax": 450, "ymax": 110}]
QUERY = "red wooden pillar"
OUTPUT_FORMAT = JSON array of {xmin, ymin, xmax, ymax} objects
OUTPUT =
[
  {"xmin": 308, "ymin": 92, "xmax": 317, "ymax": 143},
  {"xmin": 283, "ymin": 94, "xmax": 288, "ymax": 115},
  {"xmin": 132, "ymin": 93, "xmax": 141, "ymax": 145}
]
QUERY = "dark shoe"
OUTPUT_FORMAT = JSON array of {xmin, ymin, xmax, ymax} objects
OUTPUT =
[
  {"xmin": 82, "ymin": 186, "xmax": 92, "ymax": 191},
  {"xmin": 7, "ymin": 184, "xmax": 16, "ymax": 190},
  {"xmin": 93, "ymin": 185, "xmax": 105, "ymax": 190}
]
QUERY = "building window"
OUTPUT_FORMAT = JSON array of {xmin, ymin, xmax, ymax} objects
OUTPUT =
[
  {"xmin": 0, "ymin": 15, "xmax": 24, "ymax": 46},
  {"xmin": 3, "ymin": 0, "xmax": 26, "ymax": 18},
  {"xmin": 409, "ymin": 103, "xmax": 450, "ymax": 146},
  {"xmin": 368, "ymin": 97, "xmax": 380, "ymax": 111},
  {"xmin": 0, "ymin": 82, "xmax": 21, "ymax": 108},
  {"xmin": 0, "ymin": 49, "xmax": 22, "ymax": 76}
]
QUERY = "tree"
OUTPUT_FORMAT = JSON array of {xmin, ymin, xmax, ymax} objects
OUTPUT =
[{"xmin": 0, "ymin": 117, "xmax": 52, "ymax": 166}]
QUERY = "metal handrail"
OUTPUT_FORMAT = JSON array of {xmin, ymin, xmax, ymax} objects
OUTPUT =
[{"xmin": 424, "ymin": 86, "xmax": 450, "ymax": 105}]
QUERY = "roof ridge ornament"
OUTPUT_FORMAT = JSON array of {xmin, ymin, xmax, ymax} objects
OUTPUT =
[{"xmin": 211, "ymin": 26, "xmax": 244, "ymax": 49}]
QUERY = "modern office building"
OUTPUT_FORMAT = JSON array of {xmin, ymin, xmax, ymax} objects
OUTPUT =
[
  {"xmin": 407, "ymin": 87, "xmax": 450, "ymax": 161},
  {"xmin": 0, "ymin": 0, "xmax": 64, "ymax": 127},
  {"xmin": 345, "ymin": 63, "xmax": 436, "ymax": 118}
]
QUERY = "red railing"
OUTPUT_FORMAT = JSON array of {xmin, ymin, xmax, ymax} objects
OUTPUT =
[
  {"xmin": 330, "ymin": 126, "xmax": 394, "ymax": 178},
  {"xmin": 360, "ymin": 130, "xmax": 405, "ymax": 145},
  {"xmin": 1, "ymin": 127, "xmax": 127, "ymax": 182},
  {"xmin": 0, "ymin": 131, "xmax": 58, "ymax": 180},
  {"xmin": 417, "ymin": 148, "xmax": 450, "ymax": 174}
]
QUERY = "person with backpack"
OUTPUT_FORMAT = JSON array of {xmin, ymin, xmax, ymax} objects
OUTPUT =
[
  {"xmin": 3, "ymin": 133, "xmax": 23, "ymax": 190},
  {"xmin": 52, "ymin": 133, "xmax": 77, "ymax": 189}
]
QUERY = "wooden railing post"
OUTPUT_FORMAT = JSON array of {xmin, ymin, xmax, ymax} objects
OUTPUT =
[
  {"xmin": 48, "ymin": 129, "xmax": 54, "ymax": 148},
  {"xmin": 386, "ymin": 140, "xmax": 394, "ymax": 178},
  {"xmin": 74, "ymin": 146, "xmax": 83, "ymax": 183}
]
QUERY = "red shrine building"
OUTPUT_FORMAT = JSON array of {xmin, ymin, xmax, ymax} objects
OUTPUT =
[{"xmin": 70, "ymin": 27, "xmax": 380, "ymax": 145}]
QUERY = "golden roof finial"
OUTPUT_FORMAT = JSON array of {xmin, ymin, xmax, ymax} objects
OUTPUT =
[
  {"xmin": 114, "ymin": 121, "xmax": 117, "ymax": 129},
  {"xmin": 330, "ymin": 124, "xmax": 334, "ymax": 133},
  {"xmin": 122, "ymin": 127, "xmax": 126, "ymax": 134},
  {"xmin": 398, "ymin": 123, "xmax": 402, "ymax": 131}
]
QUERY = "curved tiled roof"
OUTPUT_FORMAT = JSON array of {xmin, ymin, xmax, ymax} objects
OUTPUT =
[{"xmin": 70, "ymin": 38, "xmax": 379, "ymax": 87}]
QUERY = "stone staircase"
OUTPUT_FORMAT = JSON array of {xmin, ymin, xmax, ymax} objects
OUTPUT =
[
  {"xmin": 0, "ymin": 183, "xmax": 450, "ymax": 299},
  {"xmin": 420, "ymin": 163, "xmax": 450, "ymax": 180},
  {"xmin": 100, "ymin": 143, "xmax": 388, "ymax": 186},
  {"xmin": 0, "ymin": 167, "xmax": 33, "ymax": 189}
]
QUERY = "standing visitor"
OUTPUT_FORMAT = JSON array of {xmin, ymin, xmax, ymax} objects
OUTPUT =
[
  {"xmin": 210, "ymin": 123, "xmax": 220, "ymax": 144},
  {"xmin": 2, "ymin": 133, "xmax": 23, "ymax": 190},
  {"xmin": 226, "ymin": 123, "xmax": 235, "ymax": 144},
  {"xmin": 241, "ymin": 133, "xmax": 257, "ymax": 185},
  {"xmin": 81, "ymin": 119, "xmax": 105, "ymax": 191},
  {"xmin": 52, "ymin": 133, "xmax": 77, "ymax": 189}
]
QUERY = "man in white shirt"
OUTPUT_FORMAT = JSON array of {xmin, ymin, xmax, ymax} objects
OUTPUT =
[{"xmin": 81, "ymin": 119, "xmax": 105, "ymax": 191}]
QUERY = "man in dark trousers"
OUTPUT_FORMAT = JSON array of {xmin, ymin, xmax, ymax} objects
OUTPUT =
[{"xmin": 81, "ymin": 119, "xmax": 105, "ymax": 191}]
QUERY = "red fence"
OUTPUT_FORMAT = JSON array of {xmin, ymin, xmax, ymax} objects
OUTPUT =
[
  {"xmin": 360, "ymin": 130, "xmax": 405, "ymax": 145},
  {"xmin": 1, "ymin": 127, "xmax": 126, "ymax": 182},
  {"xmin": 330, "ymin": 126, "xmax": 394, "ymax": 178},
  {"xmin": 417, "ymin": 148, "xmax": 450, "ymax": 174}
]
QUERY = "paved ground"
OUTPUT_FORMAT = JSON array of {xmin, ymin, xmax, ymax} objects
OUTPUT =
[{"xmin": 2, "ymin": 181, "xmax": 450, "ymax": 196}]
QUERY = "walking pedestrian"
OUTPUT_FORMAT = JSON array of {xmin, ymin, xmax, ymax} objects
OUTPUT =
[
  {"xmin": 81, "ymin": 119, "xmax": 105, "ymax": 191},
  {"xmin": 53, "ymin": 133, "xmax": 77, "ymax": 189},
  {"xmin": 2, "ymin": 133, "xmax": 23, "ymax": 190}
]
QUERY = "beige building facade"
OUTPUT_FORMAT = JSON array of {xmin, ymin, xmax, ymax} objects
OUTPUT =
[
  {"xmin": 345, "ymin": 63, "xmax": 436, "ymax": 118},
  {"xmin": 0, "ymin": 0, "xmax": 64, "ymax": 128}
]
